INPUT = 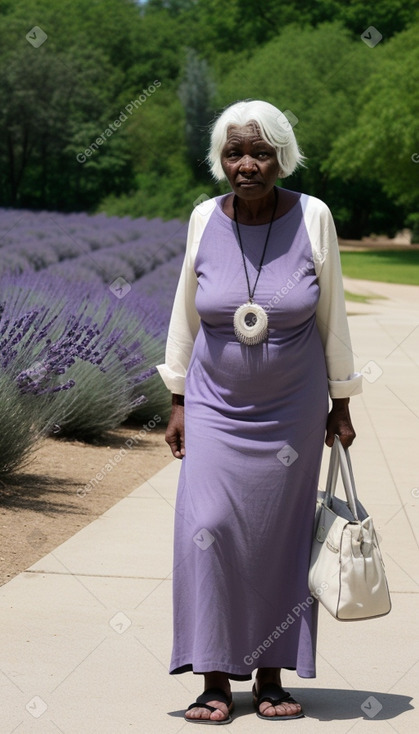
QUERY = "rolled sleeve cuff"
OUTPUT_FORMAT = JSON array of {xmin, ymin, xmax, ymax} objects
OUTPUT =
[
  {"xmin": 328, "ymin": 372, "xmax": 363, "ymax": 398},
  {"xmin": 156, "ymin": 364, "xmax": 185, "ymax": 395}
]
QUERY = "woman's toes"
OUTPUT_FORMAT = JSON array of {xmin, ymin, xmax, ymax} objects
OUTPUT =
[
  {"xmin": 185, "ymin": 702, "xmax": 229, "ymax": 721},
  {"xmin": 259, "ymin": 702, "xmax": 276, "ymax": 717},
  {"xmin": 186, "ymin": 706, "xmax": 210, "ymax": 720},
  {"xmin": 209, "ymin": 702, "xmax": 229, "ymax": 720},
  {"xmin": 259, "ymin": 700, "xmax": 301, "ymax": 717},
  {"xmin": 274, "ymin": 702, "xmax": 301, "ymax": 717}
]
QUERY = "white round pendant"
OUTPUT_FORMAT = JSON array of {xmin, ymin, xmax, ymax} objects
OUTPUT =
[{"xmin": 233, "ymin": 302, "xmax": 268, "ymax": 346}]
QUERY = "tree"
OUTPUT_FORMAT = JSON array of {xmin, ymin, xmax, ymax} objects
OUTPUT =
[
  {"xmin": 307, "ymin": 0, "xmax": 418, "ymax": 38},
  {"xmin": 215, "ymin": 21, "xmax": 399, "ymax": 235},
  {"xmin": 327, "ymin": 23, "xmax": 419, "ymax": 236},
  {"xmin": 178, "ymin": 49, "xmax": 216, "ymax": 180},
  {"xmin": 0, "ymin": 43, "xmax": 132, "ymax": 209},
  {"xmin": 0, "ymin": 0, "xmax": 148, "ymax": 210},
  {"xmin": 0, "ymin": 0, "xmax": 417, "ymax": 225}
]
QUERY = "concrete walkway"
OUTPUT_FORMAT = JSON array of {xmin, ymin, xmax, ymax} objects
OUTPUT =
[{"xmin": 2, "ymin": 277, "xmax": 418, "ymax": 733}]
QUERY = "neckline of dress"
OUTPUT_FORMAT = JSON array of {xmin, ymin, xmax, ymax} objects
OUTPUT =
[{"xmin": 215, "ymin": 188, "xmax": 302, "ymax": 227}]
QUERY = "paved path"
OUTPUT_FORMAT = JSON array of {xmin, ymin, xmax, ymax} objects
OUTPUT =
[{"xmin": 2, "ymin": 278, "xmax": 418, "ymax": 733}]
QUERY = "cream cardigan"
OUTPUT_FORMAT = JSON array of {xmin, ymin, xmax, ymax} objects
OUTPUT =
[{"xmin": 157, "ymin": 194, "xmax": 363, "ymax": 399}]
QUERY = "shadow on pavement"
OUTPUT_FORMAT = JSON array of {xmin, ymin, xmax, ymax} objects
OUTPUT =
[{"xmin": 168, "ymin": 687, "xmax": 414, "ymax": 722}]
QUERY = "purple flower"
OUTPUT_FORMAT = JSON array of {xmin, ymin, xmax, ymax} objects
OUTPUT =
[{"xmin": 0, "ymin": 206, "xmax": 185, "ymax": 438}]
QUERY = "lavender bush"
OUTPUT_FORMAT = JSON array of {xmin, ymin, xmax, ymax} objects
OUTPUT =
[
  {"xmin": 0, "ymin": 299, "xmax": 87, "ymax": 473},
  {"xmin": 128, "ymin": 254, "xmax": 183, "ymax": 423},
  {"xmin": 0, "ymin": 208, "xmax": 187, "ymax": 280},
  {"xmin": 0, "ymin": 207, "xmax": 187, "ymax": 473},
  {"xmin": 0, "ymin": 275, "xmax": 166, "ymax": 473},
  {"xmin": 10, "ymin": 270, "xmax": 164, "ymax": 396},
  {"xmin": 0, "ymin": 373, "xmax": 46, "ymax": 475}
]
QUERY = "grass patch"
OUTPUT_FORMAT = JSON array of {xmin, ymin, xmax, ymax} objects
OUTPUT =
[
  {"xmin": 340, "ymin": 250, "xmax": 419, "ymax": 285},
  {"xmin": 344, "ymin": 290, "xmax": 374, "ymax": 303},
  {"xmin": 344, "ymin": 290, "xmax": 387, "ymax": 303}
]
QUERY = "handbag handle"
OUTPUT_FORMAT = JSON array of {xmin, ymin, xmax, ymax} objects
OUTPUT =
[{"xmin": 324, "ymin": 435, "xmax": 360, "ymax": 520}]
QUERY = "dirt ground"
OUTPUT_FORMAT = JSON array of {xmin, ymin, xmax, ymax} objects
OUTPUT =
[{"xmin": 0, "ymin": 424, "xmax": 173, "ymax": 586}]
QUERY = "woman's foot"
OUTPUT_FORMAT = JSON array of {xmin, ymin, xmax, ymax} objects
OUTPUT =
[
  {"xmin": 184, "ymin": 672, "xmax": 233, "ymax": 723},
  {"xmin": 254, "ymin": 668, "xmax": 303, "ymax": 719}
]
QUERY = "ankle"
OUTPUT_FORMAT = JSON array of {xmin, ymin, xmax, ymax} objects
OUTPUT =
[
  {"xmin": 203, "ymin": 671, "xmax": 230, "ymax": 693},
  {"xmin": 256, "ymin": 668, "xmax": 281, "ymax": 686}
]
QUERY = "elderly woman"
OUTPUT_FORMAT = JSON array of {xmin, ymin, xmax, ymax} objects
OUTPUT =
[{"xmin": 157, "ymin": 99, "xmax": 362, "ymax": 723}]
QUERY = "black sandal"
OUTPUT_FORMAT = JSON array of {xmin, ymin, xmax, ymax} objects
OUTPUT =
[
  {"xmin": 252, "ymin": 682, "xmax": 304, "ymax": 720},
  {"xmin": 184, "ymin": 687, "xmax": 234, "ymax": 725}
]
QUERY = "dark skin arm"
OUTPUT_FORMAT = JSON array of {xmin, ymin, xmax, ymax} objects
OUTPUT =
[
  {"xmin": 165, "ymin": 393, "xmax": 185, "ymax": 459},
  {"xmin": 325, "ymin": 397, "xmax": 356, "ymax": 448},
  {"xmin": 166, "ymin": 394, "xmax": 356, "ymax": 458}
]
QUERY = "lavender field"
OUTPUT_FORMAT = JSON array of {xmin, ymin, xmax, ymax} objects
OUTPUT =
[{"xmin": 0, "ymin": 208, "xmax": 187, "ymax": 475}]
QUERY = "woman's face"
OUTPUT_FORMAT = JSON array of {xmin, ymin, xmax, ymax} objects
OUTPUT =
[{"xmin": 220, "ymin": 122, "xmax": 280, "ymax": 200}]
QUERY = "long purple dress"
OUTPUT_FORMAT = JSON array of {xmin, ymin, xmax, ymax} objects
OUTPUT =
[{"xmin": 170, "ymin": 193, "xmax": 329, "ymax": 680}]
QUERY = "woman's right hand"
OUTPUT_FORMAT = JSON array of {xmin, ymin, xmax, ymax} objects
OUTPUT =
[{"xmin": 165, "ymin": 395, "xmax": 185, "ymax": 459}]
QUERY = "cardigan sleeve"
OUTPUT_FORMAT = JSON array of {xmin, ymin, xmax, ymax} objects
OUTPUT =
[
  {"xmin": 304, "ymin": 196, "xmax": 363, "ymax": 398},
  {"xmin": 156, "ymin": 199, "xmax": 216, "ymax": 394}
]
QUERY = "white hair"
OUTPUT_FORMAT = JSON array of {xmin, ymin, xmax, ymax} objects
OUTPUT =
[{"xmin": 207, "ymin": 99, "xmax": 305, "ymax": 181}]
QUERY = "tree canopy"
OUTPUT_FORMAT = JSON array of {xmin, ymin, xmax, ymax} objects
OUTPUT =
[{"xmin": 0, "ymin": 0, "xmax": 417, "ymax": 236}]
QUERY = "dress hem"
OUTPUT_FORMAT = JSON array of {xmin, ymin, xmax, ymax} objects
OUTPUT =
[{"xmin": 169, "ymin": 662, "xmax": 316, "ymax": 681}]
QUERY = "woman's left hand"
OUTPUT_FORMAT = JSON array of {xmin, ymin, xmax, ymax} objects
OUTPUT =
[{"xmin": 325, "ymin": 397, "xmax": 356, "ymax": 449}]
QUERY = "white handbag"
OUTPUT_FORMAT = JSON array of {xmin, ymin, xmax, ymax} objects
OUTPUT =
[{"xmin": 309, "ymin": 436, "xmax": 391, "ymax": 621}]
